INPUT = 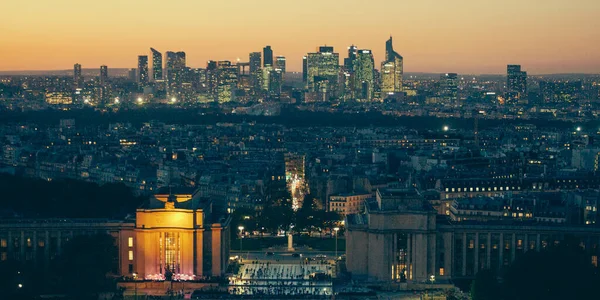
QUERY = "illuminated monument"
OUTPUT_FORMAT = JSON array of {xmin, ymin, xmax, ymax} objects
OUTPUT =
[{"xmin": 132, "ymin": 189, "xmax": 231, "ymax": 279}]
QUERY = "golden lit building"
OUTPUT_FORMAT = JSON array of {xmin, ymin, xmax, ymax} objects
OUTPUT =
[
  {"xmin": 0, "ymin": 189, "xmax": 230, "ymax": 282},
  {"xmin": 45, "ymin": 91, "xmax": 73, "ymax": 105},
  {"xmin": 132, "ymin": 190, "xmax": 231, "ymax": 279}
]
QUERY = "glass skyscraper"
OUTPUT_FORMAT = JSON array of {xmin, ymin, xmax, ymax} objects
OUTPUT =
[
  {"xmin": 150, "ymin": 48, "xmax": 163, "ymax": 81},
  {"xmin": 137, "ymin": 55, "xmax": 149, "ymax": 85},
  {"xmin": 381, "ymin": 36, "xmax": 403, "ymax": 95},
  {"xmin": 305, "ymin": 46, "xmax": 339, "ymax": 95},
  {"xmin": 354, "ymin": 49, "xmax": 375, "ymax": 101}
]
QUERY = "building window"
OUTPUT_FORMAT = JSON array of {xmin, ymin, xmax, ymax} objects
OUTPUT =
[
  {"xmin": 38, "ymin": 240, "xmax": 45, "ymax": 247},
  {"xmin": 128, "ymin": 264, "xmax": 134, "ymax": 274},
  {"xmin": 128, "ymin": 250, "xmax": 134, "ymax": 261},
  {"xmin": 128, "ymin": 237, "xmax": 134, "ymax": 248},
  {"xmin": 592, "ymin": 256, "xmax": 598, "ymax": 268},
  {"xmin": 26, "ymin": 238, "xmax": 32, "ymax": 248},
  {"xmin": 469, "ymin": 240, "xmax": 475, "ymax": 249},
  {"xmin": 439, "ymin": 268, "xmax": 445, "ymax": 276},
  {"xmin": 0, "ymin": 239, "xmax": 6, "ymax": 248}
]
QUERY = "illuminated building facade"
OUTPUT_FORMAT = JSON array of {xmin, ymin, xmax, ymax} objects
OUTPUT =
[
  {"xmin": 73, "ymin": 63, "xmax": 83, "ymax": 89},
  {"xmin": 275, "ymin": 56, "xmax": 286, "ymax": 73},
  {"xmin": 100, "ymin": 65, "xmax": 108, "ymax": 86},
  {"xmin": 133, "ymin": 190, "xmax": 231, "ymax": 279},
  {"xmin": 216, "ymin": 61, "xmax": 238, "ymax": 103},
  {"xmin": 165, "ymin": 51, "xmax": 186, "ymax": 97},
  {"xmin": 138, "ymin": 55, "xmax": 149, "ymax": 85},
  {"xmin": 507, "ymin": 65, "xmax": 527, "ymax": 103},
  {"xmin": 440, "ymin": 73, "xmax": 458, "ymax": 105},
  {"xmin": 353, "ymin": 49, "xmax": 375, "ymax": 101},
  {"xmin": 380, "ymin": 37, "xmax": 403, "ymax": 95},
  {"xmin": 45, "ymin": 91, "xmax": 73, "ymax": 105},
  {"xmin": 150, "ymin": 48, "xmax": 163, "ymax": 81},
  {"xmin": 346, "ymin": 188, "xmax": 600, "ymax": 283},
  {"xmin": 249, "ymin": 52, "xmax": 262, "ymax": 94},
  {"xmin": 305, "ymin": 46, "xmax": 339, "ymax": 97},
  {"xmin": 0, "ymin": 189, "xmax": 231, "ymax": 280}
]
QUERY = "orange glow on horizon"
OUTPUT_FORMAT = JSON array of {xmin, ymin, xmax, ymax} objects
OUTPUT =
[{"xmin": 1, "ymin": 0, "xmax": 599, "ymax": 74}]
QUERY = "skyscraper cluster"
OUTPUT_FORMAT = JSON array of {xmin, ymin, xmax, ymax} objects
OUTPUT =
[{"xmin": 302, "ymin": 37, "xmax": 404, "ymax": 102}]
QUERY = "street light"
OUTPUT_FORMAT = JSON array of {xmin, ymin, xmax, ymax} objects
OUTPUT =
[
  {"xmin": 443, "ymin": 125, "xmax": 449, "ymax": 132},
  {"xmin": 333, "ymin": 227, "xmax": 340, "ymax": 258},
  {"xmin": 18, "ymin": 283, "xmax": 23, "ymax": 288},
  {"xmin": 238, "ymin": 226, "xmax": 244, "ymax": 252},
  {"xmin": 133, "ymin": 272, "xmax": 138, "ymax": 300},
  {"xmin": 170, "ymin": 97, "xmax": 177, "ymax": 103},
  {"xmin": 576, "ymin": 126, "xmax": 582, "ymax": 132}
]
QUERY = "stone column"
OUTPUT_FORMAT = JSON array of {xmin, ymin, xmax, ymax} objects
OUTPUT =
[
  {"xmin": 474, "ymin": 233, "xmax": 479, "ymax": 273},
  {"xmin": 44, "ymin": 231, "xmax": 50, "ymax": 271},
  {"xmin": 406, "ymin": 234, "xmax": 412, "ymax": 280},
  {"xmin": 510, "ymin": 234, "xmax": 516, "ymax": 263},
  {"xmin": 486, "ymin": 233, "xmax": 492, "ymax": 269},
  {"xmin": 499, "ymin": 233, "xmax": 504, "ymax": 270},
  {"xmin": 32, "ymin": 231, "xmax": 37, "ymax": 266},
  {"xmin": 20, "ymin": 231, "xmax": 25, "ymax": 261},
  {"xmin": 462, "ymin": 232, "xmax": 467, "ymax": 276},
  {"xmin": 444, "ymin": 232, "xmax": 453, "ymax": 277}
]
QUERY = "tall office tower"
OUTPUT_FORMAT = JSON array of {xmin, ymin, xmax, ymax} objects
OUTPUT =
[
  {"xmin": 73, "ymin": 63, "xmax": 83, "ymax": 88},
  {"xmin": 249, "ymin": 52, "xmax": 262, "ymax": 94},
  {"xmin": 507, "ymin": 64, "xmax": 527, "ymax": 102},
  {"xmin": 249, "ymin": 52, "xmax": 262, "ymax": 73},
  {"xmin": 381, "ymin": 36, "xmax": 403, "ymax": 95},
  {"xmin": 302, "ymin": 56, "xmax": 308, "ymax": 85},
  {"xmin": 353, "ymin": 49, "xmax": 375, "ymax": 101},
  {"xmin": 216, "ymin": 61, "xmax": 238, "ymax": 103},
  {"xmin": 128, "ymin": 68, "xmax": 137, "ymax": 82},
  {"xmin": 206, "ymin": 60, "xmax": 218, "ymax": 101},
  {"xmin": 440, "ymin": 73, "xmax": 458, "ymax": 104},
  {"xmin": 269, "ymin": 69, "xmax": 283, "ymax": 97},
  {"xmin": 344, "ymin": 45, "xmax": 358, "ymax": 71},
  {"xmin": 100, "ymin": 65, "xmax": 108, "ymax": 86},
  {"xmin": 261, "ymin": 65, "xmax": 273, "ymax": 91},
  {"xmin": 305, "ymin": 46, "xmax": 340, "ymax": 95},
  {"xmin": 263, "ymin": 45, "xmax": 273, "ymax": 67},
  {"xmin": 150, "ymin": 48, "xmax": 163, "ymax": 81},
  {"xmin": 165, "ymin": 51, "xmax": 186, "ymax": 95},
  {"xmin": 275, "ymin": 56, "xmax": 286, "ymax": 73},
  {"xmin": 137, "ymin": 55, "xmax": 149, "ymax": 85}
]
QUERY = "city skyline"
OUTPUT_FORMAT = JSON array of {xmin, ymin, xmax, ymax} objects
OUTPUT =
[{"xmin": 2, "ymin": 0, "xmax": 599, "ymax": 74}]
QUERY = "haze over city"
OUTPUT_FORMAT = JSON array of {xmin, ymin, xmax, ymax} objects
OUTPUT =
[{"xmin": 2, "ymin": 0, "xmax": 600, "ymax": 74}]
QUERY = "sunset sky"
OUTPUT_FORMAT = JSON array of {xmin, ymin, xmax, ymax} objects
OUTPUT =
[{"xmin": 1, "ymin": 0, "xmax": 599, "ymax": 74}]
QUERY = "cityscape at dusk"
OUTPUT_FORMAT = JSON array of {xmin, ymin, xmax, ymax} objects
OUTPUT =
[{"xmin": 1, "ymin": 1, "xmax": 600, "ymax": 300}]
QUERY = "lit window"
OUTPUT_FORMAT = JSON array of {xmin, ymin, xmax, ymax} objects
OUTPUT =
[
  {"xmin": 128, "ymin": 250, "xmax": 134, "ymax": 261},
  {"xmin": 0, "ymin": 239, "xmax": 6, "ymax": 248},
  {"xmin": 128, "ymin": 237, "xmax": 134, "ymax": 248},
  {"xmin": 439, "ymin": 268, "xmax": 445, "ymax": 276},
  {"xmin": 469, "ymin": 240, "xmax": 475, "ymax": 249},
  {"xmin": 27, "ymin": 238, "xmax": 32, "ymax": 247},
  {"xmin": 592, "ymin": 256, "xmax": 598, "ymax": 267}
]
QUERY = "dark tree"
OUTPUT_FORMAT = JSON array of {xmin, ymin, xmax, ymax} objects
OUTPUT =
[
  {"xmin": 470, "ymin": 269, "xmax": 500, "ymax": 300},
  {"xmin": 57, "ymin": 234, "xmax": 117, "ymax": 299},
  {"xmin": 502, "ymin": 237, "xmax": 599, "ymax": 300}
]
